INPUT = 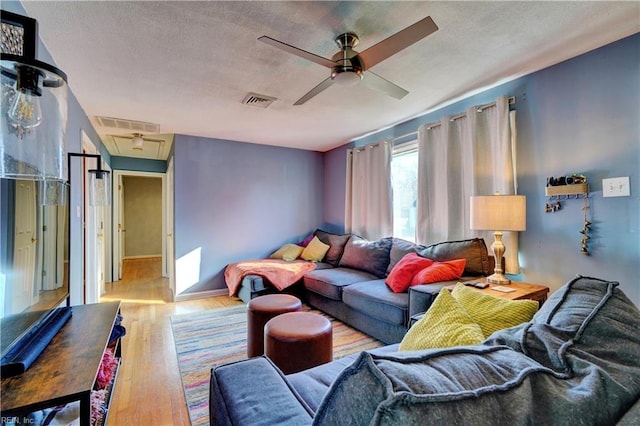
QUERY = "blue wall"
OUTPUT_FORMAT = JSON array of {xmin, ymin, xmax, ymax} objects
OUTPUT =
[
  {"xmin": 325, "ymin": 34, "xmax": 640, "ymax": 305},
  {"xmin": 110, "ymin": 156, "xmax": 167, "ymax": 173},
  {"xmin": 173, "ymin": 135, "xmax": 324, "ymax": 294}
]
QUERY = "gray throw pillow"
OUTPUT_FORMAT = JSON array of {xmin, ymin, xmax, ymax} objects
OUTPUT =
[
  {"xmin": 314, "ymin": 229, "xmax": 351, "ymax": 266},
  {"xmin": 419, "ymin": 238, "xmax": 489, "ymax": 276},
  {"xmin": 387, "ymin": 238, "xmax": 422, "ymax": 274},
  {"xmin": 339, "ymin": 235, "xmax": 392, "ymax": 278}
]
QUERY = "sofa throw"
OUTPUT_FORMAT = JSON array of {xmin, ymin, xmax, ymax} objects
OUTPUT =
[{"xmin": 224, "ymin": 259, "xmax": 316, "ymax": 297}]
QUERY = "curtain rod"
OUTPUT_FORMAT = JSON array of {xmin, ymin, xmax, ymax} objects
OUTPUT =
[
  {"xmin": 425, "ymin": 96, "xmax": 516, "ymax": 130},
  {"xmin": 392, "ymin": 131, "xmax": 418, "ymax": 142}
]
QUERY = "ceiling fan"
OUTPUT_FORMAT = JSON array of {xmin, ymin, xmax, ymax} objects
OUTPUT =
[
  {"xmin": 110, "ymin": 133, "xmax": 164, "ymax": 151},
  {"xmin": 258, "ymin": 16, "xmax": 438, "ymax": 105}
]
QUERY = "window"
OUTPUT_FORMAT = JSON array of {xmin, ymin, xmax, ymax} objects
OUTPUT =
[{"xmin": 391, "ymin": 141, "xmax": 418, "ymax": 242}]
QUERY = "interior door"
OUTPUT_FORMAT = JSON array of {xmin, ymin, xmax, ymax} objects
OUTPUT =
[
  {"xmin": 116, "ymin": 173, "xmax": 125, "ymax": 280},
  {"xmin": 166, "ymin": 158, "xmax": 175, "ymax": 299},
  {"xmin": 12, "ymin": 180, "xmax": 37, "ymax": 314}
]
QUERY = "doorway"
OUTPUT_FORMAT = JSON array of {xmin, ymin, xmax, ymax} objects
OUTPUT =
[{"xmin": 112, "ymin": 170, "xmax": 169, "ymax": 294}]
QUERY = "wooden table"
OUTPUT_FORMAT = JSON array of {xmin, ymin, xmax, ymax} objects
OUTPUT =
[
  {"xmin": 1, "ymin": 301, "xmax": 121, "ymax": 425},
  {"xmin": 450, "ymin": 280, "xmax": 549, "ymax": 304}
]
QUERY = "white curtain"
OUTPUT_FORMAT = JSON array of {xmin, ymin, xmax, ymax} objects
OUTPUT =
[
  {"xmin": 416, "ymin": 96, "xmax": 521, "ymax": 273},
  {"xmin": 345, "ymin": 139, "xmax": 393, "ymax": 240}
]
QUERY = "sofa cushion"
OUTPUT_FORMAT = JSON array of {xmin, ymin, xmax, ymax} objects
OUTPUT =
[
  {"xmin": 410, "ymin": 259, "xmax": 467, "ymax": 285},
  {"xmin": 385, "ymin": 253, "xmax": 433, "ymax": 293},
  {"xmin": 287, "ymin": 344, "xmax": 400, "ymax": 413},
  {"xmin": 342, "ymin": 280, "xmax": 408, "ymax": 327},
  {"xmin": 399, "ymin": 288, "xmax": 484, "ymax": 351},
  {"xmin": 339, "ymin": 235, "xmax": 392, "ymax": 278},
  {"xmin": 300, "ymin": 236, "xmax": 330, "ymax": 262},
  {"xmin": 386, "ymin": 238, "xmax": 422, "ymax": 274},
  {"xmin": 314, "ymin": 229, "xmax": 351, "ymax": 266},
  {"xmin": 303, "ymin": 267, "xmax": 378, "ymax": 301},
  {"xmin": 211, "ymin": 356, "xmax": 313, "ymax": 426},
  {"xmin": 419, "ymin": 238, "xmax": 490, "ymax": 276},
  {"xmin": 489, "ymin": 275, "xmax": 640, "ymax": 375},
  {"xmin": 452, "ymin": 283, "xmax": 539, "ymax": 338},
  {"xmin": 270, "ymin": 243, "xmax": 304, "ymax": 261},
  {"xmin": 313, "ymin": 346, "xmax": 550, "ymax": 426}
]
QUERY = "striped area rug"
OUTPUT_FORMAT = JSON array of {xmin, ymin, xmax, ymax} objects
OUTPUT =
[{"xmin": 170, "ymin": 304, "xmax": 383, "ymax": 426}]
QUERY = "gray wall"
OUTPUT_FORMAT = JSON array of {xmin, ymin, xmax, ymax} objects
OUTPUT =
[
  {"xmin": 325, "ymin": 34, "xmax": 640, "ymax": 305},
  {"xmin": 123, "ymin": 176, "xmax": 162, "ymax": 257},
  {"xmin": 173, "ymin": 135, "xmax": 324, "ymax": 294}
]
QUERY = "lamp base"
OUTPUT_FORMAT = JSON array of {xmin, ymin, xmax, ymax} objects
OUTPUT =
[{"xmin": 486, "ymin": 272, "xmax": 511, "ymax": 285}]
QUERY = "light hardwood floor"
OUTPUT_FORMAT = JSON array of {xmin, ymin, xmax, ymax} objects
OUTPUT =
[{"xmin": 101, "ymin": 257, "xmax": 241, "ymax": 426}]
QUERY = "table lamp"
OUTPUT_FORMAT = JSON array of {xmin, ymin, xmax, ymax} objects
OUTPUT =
[{"xmin": 470, "ymin": 194, "xmax": 526, "ymax": 284}]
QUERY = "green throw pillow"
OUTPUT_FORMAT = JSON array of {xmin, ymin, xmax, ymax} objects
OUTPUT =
[
  {"xmin": 451, "ymin": 283, "xmax": 539, "ymax": 337},
  {"xmin": 399, "ymin": 289, "xmax": 485, "ymax": 351}
]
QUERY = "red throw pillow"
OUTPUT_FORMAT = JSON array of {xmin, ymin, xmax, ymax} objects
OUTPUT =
[
  {"xmin": 385, "ymin": 253, "xmax": 434, "ymax": 293},
  {"xmin": 410, "ymin": 259, "xmax": 467, "ymax": 286}
]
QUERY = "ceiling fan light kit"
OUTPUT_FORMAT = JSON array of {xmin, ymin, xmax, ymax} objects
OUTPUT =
[
  {"xmin": 258, "ymin": 16, "xmax": 438, "ymax": 105},
  {"xmin": 131, "ymin": 133, "xmax": 144, "ymax": 151}
]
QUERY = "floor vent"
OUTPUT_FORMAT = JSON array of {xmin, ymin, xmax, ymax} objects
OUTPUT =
[
  {"xmin": 242, "ymin": 92, "xmax": 277, "ymax": 108},
  {"xmin": 96, "ymin": 116, "xmax": 160, "ymax": 133}
]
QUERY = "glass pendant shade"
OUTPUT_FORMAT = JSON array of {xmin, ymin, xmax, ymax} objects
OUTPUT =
[
  {"xmin": 1, "ymin": 57, "xmax": 68, "ymax": 181},
  {"xmin": 39, "ymin": 179, "xmax": 68, "ymax": 206},
  {"xmin": 88, "ymin": 169, "xmax": 111, "ymax": 206}
]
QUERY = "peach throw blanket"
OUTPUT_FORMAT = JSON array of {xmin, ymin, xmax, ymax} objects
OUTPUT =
[{"xmin": 224, "ymin": 259, "xmax": 317, "ymax": 297}]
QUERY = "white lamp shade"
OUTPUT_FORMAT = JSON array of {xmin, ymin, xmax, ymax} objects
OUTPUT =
[
  {"xmin": 131, "ymin": 135, "xmax": 144, "ymax": 150},
  {"xmin": 470, "ymin": 195, "xmax": 526, "ymax": 231},
  {"xmin": 333, "ymin": 71, "xmax": 362, "ymax": 86}
]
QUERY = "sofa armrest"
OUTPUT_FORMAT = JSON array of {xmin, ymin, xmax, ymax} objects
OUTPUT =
[
  {"xmin": 210, "ymin": 356, "xmax": 313, "ymax": 426},
  {"xmin": 408, "ymin": 283, "xmax": 447, "ymax": 318}
]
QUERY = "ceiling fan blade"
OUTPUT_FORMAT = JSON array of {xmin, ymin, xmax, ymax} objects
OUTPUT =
[
  {"xmin": 362, "ymin": 71, "xmax": 408, "ymax": 100},
  {"xmin": 358, "ymin": 16, "xmax": 438, "ymax": 69},
  {"xmin": 258, "ymin": 36, "xmax": 335, "ymax": 68},
  {"xmin": 294, "ymin": 77, "xmax": 335, "ymax": 105}
]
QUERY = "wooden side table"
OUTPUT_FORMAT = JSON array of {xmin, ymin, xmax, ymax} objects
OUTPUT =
[{"xmin": 449, "ymin": 280, "xmax": 549, "ymax": 305}]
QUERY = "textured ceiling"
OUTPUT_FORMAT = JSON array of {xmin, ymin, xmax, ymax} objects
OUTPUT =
[{"xmin": 21, "ymin": 1, "xmax": 640, "ymax": 156}]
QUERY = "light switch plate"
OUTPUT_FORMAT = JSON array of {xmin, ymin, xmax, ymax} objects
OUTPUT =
[{"xmin": 602, "ymin": 177, "xmax": 630, "ymax": 197}]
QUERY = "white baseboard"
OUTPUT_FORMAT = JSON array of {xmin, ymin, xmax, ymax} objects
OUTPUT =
[{"xmin": 175, "ymin": 288, "xmax": 228, "ymax": 302}]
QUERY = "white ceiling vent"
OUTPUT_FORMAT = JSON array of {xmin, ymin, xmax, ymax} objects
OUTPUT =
[
  {"xmin": 242, "ymin": 92, "xmax": 277, "ymax": 108},
  {"xmin": 96, "ymin": 116, "xmax": 160, "ymax": 133}
]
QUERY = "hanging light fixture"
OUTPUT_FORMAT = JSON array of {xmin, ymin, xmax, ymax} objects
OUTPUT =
[
  {"xmin": 1, "ymin": 10, "xmax": 68, "ymax": 182},
  {"xmin": 131, "ymin": 133, "xmax": 144, "ymax": 151},
  {"xmin": 67, "ymin": 152, "xmax": 111, "ymax": 206}
]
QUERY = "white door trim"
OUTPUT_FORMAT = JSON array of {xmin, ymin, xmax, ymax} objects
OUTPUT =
[
  {"xmin": 111, "ymin": 170, "xmax": 167, "ymax": 283},
  {"xmin": 166, "ymin": 157, "xmax": 175, "ymax": 300}
]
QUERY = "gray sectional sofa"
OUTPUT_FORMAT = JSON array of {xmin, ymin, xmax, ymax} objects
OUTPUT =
[
  {"xmin": 236, "ymin": 231, "xmax": 496, "ymax": 344},
  {"xmin": 211, "ymin": 276, "xmax": 640, "ymax": 425}
]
